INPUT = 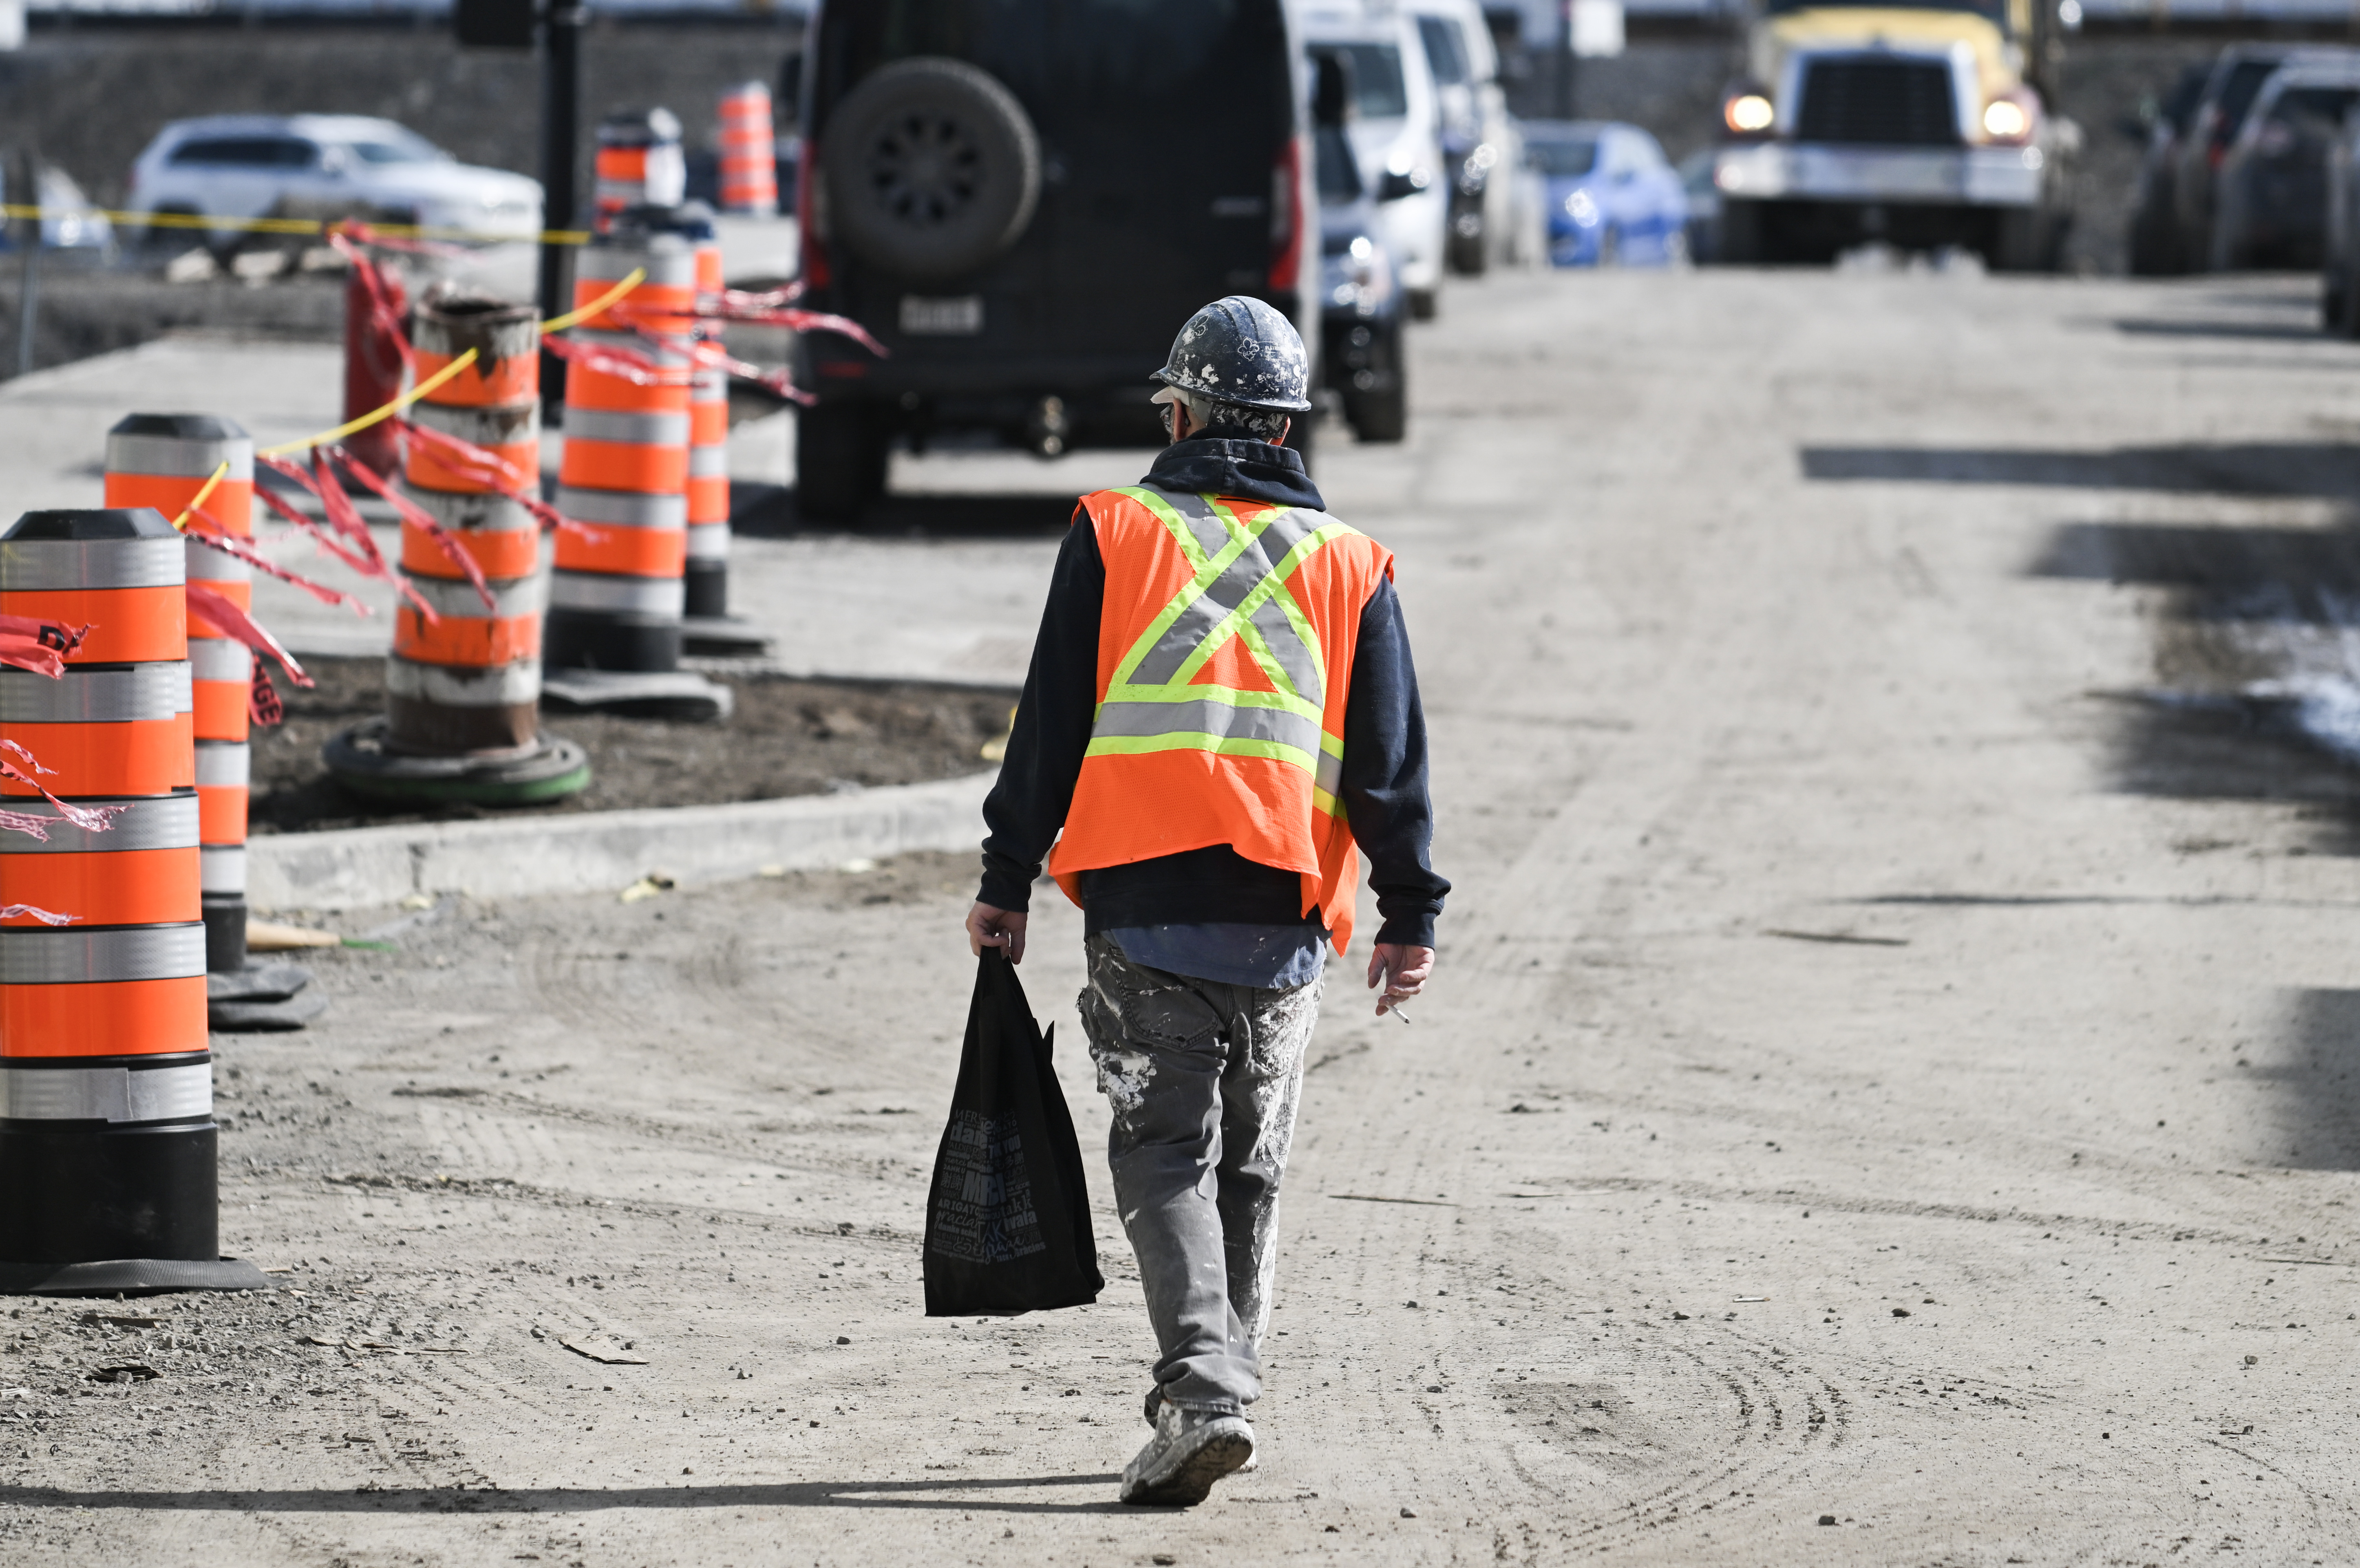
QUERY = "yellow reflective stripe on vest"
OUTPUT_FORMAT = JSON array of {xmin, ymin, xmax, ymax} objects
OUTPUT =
[{"xmin": 1088, "ymin": 485, "xmax": 1356, "ymax": 812}]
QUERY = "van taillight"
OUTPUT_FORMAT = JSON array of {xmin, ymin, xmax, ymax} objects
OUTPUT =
[
  {"xmin": 1269, "ymin": 136, "xmax": 1302, "ymax": 291},
  {"xmin": 798, "ymin": 141, "xmax": 831, "ymax": 291}
]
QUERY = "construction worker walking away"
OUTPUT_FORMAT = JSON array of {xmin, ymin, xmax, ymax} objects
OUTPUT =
[{"xmin": 965, "ymin": 296, "xmax": 1448, "ymax": 1506}]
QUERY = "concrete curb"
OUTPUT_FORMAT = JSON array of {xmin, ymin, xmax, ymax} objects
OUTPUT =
[{"xmin": 248, "ymin": 772, "xmax": 993, "ymax": 912}]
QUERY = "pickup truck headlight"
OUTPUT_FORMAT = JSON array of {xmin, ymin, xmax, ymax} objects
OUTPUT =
[
  {"xmin": 1724, "ymin": 94, "xmax": 1775, "ymax": 135},
  {"xmin": 1982, "ymin": 100, "xmax": 2030, "ymax": 141}
]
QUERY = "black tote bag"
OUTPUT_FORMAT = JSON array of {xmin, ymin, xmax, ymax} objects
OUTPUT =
[{"xmin": 923, "ymin": 951, "xmax": 1104, "ymax": 1315}]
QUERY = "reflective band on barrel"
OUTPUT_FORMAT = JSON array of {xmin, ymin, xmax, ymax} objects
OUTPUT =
[
  {"xmin": 687, "ymin": 443, "xmax": 729, "ymax": 478},
  {"xmin": 387, "ymin": 656, "xmax": 540, "ymax": 706},
  {"xmin": 578, "ymin": 244, "xmax": 696, "ymax": 290},
  {"xmin": 571, "ymin": 328, "xmax": 691, "ymax": 369},
  {"xmin": 402, "ymin": 574, "xmax": 545, "ymax": 620},
  {"xmin": 0, "ymin": 794, "xmax": 197, "ymax": 854},
  {"xmin": 0, "ymin": 663, "xmax": 191, "ymax": 723},
  {"xmin": 186, "ymin": 540, "xmax": 252, "ymax": 584},
  {"xmin": 199, "ymin": 845, "xmax": 244, "ymax": 896},
  {"xmin": 550, "ymin": 571, "xmax": 685, "ymax": 615},
  {"xmin": 104, "ymin": 434, "xmax": 254, "ymax": 482},
  {"xmin": 0, "ymin": 923, "xmax": 206, "ymax": 985},
  {"xmin": 0, "ymin": 1058, "xmax": 211, "ymax": 1122},
  {"xmin": 556, "ymin": 487, "xmax": 688, "ymax": 529},
  {"xmin": 0, "ymin": 538, "xmax": 183, "ymax": 591},
  {"xmin": 687, "ymin": 522, "xmax": 730, "ymax": 562},
  {"xmin": 190, "ymin": 639, "xmax": 252, "ymax": 682},
  {"xmin": 565, "ymin": 408, "xmax": 691, "ymax": 447},
  {"xmin": 194, "ymin": 741, "xmax": 249, "ymax": 788}
]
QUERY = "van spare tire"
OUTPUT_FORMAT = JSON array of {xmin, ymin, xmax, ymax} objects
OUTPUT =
[{"xmin": 822, "ymin": 57, "xmax": 1042, "ymax": 282}]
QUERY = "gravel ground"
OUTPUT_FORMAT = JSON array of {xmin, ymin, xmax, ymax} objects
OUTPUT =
[
  {"xmin": 3, "ymin": 266, "xmax": 2358, "ymax": 1564},
  {"xmin": 250, "ymin": 659, "xmax": 1015, "ymax": 833}
]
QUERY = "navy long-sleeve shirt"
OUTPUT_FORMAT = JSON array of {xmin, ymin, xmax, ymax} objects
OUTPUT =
[{"xmin": 977, "ymin": 437, "xmax": 1448, "ymax": 948}]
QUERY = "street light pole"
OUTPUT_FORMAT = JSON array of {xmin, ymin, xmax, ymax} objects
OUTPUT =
[{"xmin": 539, "ymin": 0, "xmax": 584, "ymax": 414}]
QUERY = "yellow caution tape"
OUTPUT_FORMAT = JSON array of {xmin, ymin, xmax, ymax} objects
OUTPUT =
[
  {"xmin": 166, "ymin": 462, "xmax": 231, "ymax": 533},
  {"xmin": 0, "ymin": 203, "xmax": 590, "ymax": 247},
  {"xmin": 537, "ymin": 267, "xmax": 645, "ymax": 334},
  {"xmin": 256, "ymin": 349, "xmax": 480, "ymax": 458}
]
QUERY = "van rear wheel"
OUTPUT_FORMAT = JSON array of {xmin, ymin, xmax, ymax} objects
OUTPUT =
[
  {"xmin": 796, "ymin": 402, "xmax": 890, "ymax": 523},
  {"xmin": 821, "ymin": 56, "xmax": 1042, "ymax": 282}
]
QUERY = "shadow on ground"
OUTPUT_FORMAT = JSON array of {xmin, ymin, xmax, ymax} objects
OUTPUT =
[
  {"xmin": 2109, "ymin": 318, "xmax": 2341, "ymax": 344},
  {"xmin": 0, "ymin": 1473, "xmax": 1130, "ymax": 1517},
  {"xmin": 2028, "ymin": 521, "xmax": 2360, "ymax": 622},
  {"xmin": 2261, "ymin": 992, "xmax": 2360, "ymax": 1170},
  {"xmin": 731, "ymin": 482, "xmax": 1079, "ymax": 541},
  {"xmin": 1802, "ymin": 443, "xmax": 2360, "ymax": 501}
]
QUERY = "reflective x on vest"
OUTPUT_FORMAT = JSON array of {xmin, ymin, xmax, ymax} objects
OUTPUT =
[{"xmin": 1086, "ymin": 487, "xmax": 1361, "ymax": 813}]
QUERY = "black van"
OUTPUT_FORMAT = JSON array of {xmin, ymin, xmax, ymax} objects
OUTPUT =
[{"xmin": 791, "ymin": 0, "xmax": 1318, "ymax": 520}]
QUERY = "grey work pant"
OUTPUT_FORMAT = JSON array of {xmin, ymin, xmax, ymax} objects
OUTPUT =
[{"xmin": 1076, "ymin": 933, "xmax": 1321, "ymax": 1416}]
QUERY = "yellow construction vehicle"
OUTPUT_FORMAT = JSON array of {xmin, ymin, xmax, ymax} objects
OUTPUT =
[{"xmin": 1712, "ymin": 0, "xmax": 2078, "ymax": 267}]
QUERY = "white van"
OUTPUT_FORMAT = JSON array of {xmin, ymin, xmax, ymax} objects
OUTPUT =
[
  {"xmin": 1405, "ymin": 0, "xmax": 1524, "ymax": 274},
  {"xmin": 1301, "ymin": 1, "xmax": 1450, "ymax": 318}
]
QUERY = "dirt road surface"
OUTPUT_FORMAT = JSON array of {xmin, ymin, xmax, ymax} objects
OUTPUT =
[{"xmin": 4, "ymin": 267, "xmax": 2356, "ymax": 1565}]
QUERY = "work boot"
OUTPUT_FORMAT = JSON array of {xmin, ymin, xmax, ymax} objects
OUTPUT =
[
  {"xmin": 1119, "ymin": 1402, "xmax": 1254, "ymax": 1506},
  {"xmin": 1144, "ymin": 1387, "xmax": 1257, "ymax": 1470}
]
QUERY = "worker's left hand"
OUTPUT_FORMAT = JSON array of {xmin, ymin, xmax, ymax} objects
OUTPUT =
[{"xmin": 1366, "ymin": 943, "xmax": 1434, "ymax": 1017}]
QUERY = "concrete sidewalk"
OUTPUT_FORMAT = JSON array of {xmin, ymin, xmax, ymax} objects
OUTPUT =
[{"xmin": 0, "ymin": 333, "xmax": 1127, "ymax": 688}]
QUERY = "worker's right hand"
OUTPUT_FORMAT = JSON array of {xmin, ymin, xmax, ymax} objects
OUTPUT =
[
  {"xmin": 1367, "ymin": 942, "xmax": 1434, "ymax": 1017},
  {"xmin": 966, "ymin": 902, "xmax": 1028, "ymax": 964}
]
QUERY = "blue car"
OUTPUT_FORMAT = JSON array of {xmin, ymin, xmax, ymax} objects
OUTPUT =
[{"xmin": 1525, "ymin": 120, "xmax": 1688, "ymax": 268}]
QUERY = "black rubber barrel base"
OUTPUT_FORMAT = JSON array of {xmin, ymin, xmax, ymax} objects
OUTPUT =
[
  {"xmin": 683, "ymin": 560, "xmax": 727, "ymax": 620},
  {"xmin": 543, "ymin": 609, "xmax": 681, "ymax": 674},
  {"xmin": 0, "ymin": 1256, "xmax": 270, "ymax": 1297},
  {"xmin": 0, "ymin": 1122, "xmax": 219, "ymax": 1269},
  {"xmin": 202, "ymin": 895, "xmax": 247, "ymax": 975}
]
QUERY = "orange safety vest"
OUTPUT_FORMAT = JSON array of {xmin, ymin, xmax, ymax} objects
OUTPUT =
[{"xmin": 1047, "ymin": 482, "xmax": 1393, "ymax": 953}]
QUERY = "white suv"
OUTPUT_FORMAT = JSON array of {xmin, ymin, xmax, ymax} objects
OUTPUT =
[
  {"xmin": 128, "ymin": 115, "xmax": 542, "ymax": 245},
  {"xmin": 1301, "ymin": 4, "xmax": 1450, "ymax": 319}
]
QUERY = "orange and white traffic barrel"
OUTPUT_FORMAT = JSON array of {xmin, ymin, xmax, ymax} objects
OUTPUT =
[
  {"xmin": 548, "ymin": 221, "xmax": 695, "ymax": 673},
  {"xmin": 323, "ymin": 290, "xmax": 590, "ymax": 804},
  {"xmin": 717, "ymin": 81, "xmax": 779, "ymax": 216},
  {"xmin": 594, "ymin": 108, "xmax": 686, "ymax": 236},
  {"xmin": 682, "ymin": 204, "xmax": 732, "ymax": 621},
  {"xmin": 102, "ymin": 415, "xmax": 253, "ymax": 978},
  {"xmin": 0, "ymin": 505, "xmax": 263, "ymax": 1293}
]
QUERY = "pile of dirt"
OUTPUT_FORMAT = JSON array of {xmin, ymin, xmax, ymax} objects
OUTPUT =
[{"xmin": 249, "ymin": 658, "xmax": 1014, "ymax": 834}]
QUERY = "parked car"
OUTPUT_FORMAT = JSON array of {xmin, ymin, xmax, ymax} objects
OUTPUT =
[
  {"xmin": 1526, "ymin": 120, "xmax": 1688, "ymax": 267},
  {"xmin": 1303, "ymin": 3, "xmax": 1450, "ymax": 319},
  {"xmin": 2168, "ymin": 45, "xmax": 2316, "ymax": 271},
  {"xmin": 126, "ymin": 115, "xmax": 542, "ymax": 248},
  {"xmin": 1677, "ymin": 147, "xmax": 1720, "ymax": 265},
  {"xmin": 1407, "ymin": 0, "xmax": 1523, "ymax": 276},
  {"xmin": 0, "ymin": 162, "xmax": 113, "ymax": 252},
  {"xmin": 2319, "ymin": 104, "xmax": 2360, "ymax": 331},
  {"xmin": 789, "ymin": 0, "xmax": 1318, "ymax": 520},
  {"xmin": 2210, "ymin": 56, "xmax": 2360, "ymax": 271},
  {"xmin": 2126, "ymin": 62, "xmax": 2210, "ymax": 276},
  {"xmin": 1312, "ymin": 54, "xmax": 1407, "ymax": 443}
]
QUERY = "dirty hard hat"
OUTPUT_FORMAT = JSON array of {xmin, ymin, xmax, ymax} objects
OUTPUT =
[{"xmin": 1151, "ymin": 296, "xmax": 1312, "ymax": 413}]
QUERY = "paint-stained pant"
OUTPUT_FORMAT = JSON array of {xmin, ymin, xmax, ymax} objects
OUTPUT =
[{"xmin": 1077, "ymin": 933, "xmax": 1321, "ymax": 1417}]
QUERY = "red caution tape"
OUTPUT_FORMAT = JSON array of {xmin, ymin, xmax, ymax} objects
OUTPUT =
[
  {"xmin": 0, "ymin": 612, "xmax": 91, "ymax": 678},
  {"xmin": 292, "ymin": 450, "xmax": 439, "ymax": 624},
  {"xmin": 395, "ymin": 417, "xmax": 605, "ymax": 551},
  {"xmin": 539, "ymin": 332, "xmax": 694, "ymax": 388},
  {"xmin": 250, "ymin": 662, "xmax": 283, "ymax": 727},
  {"xmin": 185, "ymin": 581, "xmax": 313, "ymax": 690},
  {"xmin": 0, "ymin": 740, "xmax": 124, "ymax": 836},
  {"xmin": 326, "ymin": 446, "xmax": 495, "ymax": 611},
  {"xmin": 188, "ymin": 501, "xmax": 372, "ymax": 615}
]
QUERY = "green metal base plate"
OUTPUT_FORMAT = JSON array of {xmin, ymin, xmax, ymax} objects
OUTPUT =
[{"xmin": 324, "ymin": 717, "xmax": 592, "ymax": 806}]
